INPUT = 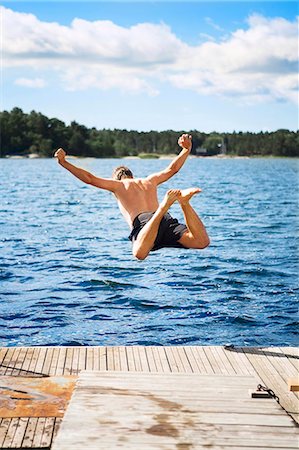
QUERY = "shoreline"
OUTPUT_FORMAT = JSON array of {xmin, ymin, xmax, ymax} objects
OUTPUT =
[{"xmin": 3, "ymin": 154, "xmax": 297, "ymax": 160}]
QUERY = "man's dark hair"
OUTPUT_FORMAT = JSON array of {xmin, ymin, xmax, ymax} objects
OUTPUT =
[{"xmin": 112, "ymin": 166, "xmax": 134, "ymax": 180}]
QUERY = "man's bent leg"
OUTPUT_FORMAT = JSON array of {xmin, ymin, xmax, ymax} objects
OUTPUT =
[
  {"xmin": 133, "ymin": 190, "xmax": 180, "ymax": 260},
  {"xmin": 178, "ymin": 188, "xmax": 210, "ymax": 249}
]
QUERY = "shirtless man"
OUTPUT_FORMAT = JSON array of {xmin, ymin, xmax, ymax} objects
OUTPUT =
[{"xmin": 54, "ymin": 134, "xmax": 210, "ymax": 260}]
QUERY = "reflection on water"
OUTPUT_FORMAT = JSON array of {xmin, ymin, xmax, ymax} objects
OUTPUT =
[{"xmin": 0, "ymin": 157, "xmax": 298, "ymax": 346}]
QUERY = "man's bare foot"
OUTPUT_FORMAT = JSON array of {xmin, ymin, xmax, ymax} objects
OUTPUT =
[
  {"xmin": 160, "ymin": 189, "xmax": 180, "ymax": 210},
  {"xmin": 178, "ymin": 188, "xmax": 201, "ymax": 205}
]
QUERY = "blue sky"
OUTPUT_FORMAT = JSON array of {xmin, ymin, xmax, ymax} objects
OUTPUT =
[{"xmin": 2, "ymin": 1, "xmax": 298, "ymax": 132}]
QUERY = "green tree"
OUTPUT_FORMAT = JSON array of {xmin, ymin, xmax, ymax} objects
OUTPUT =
[
  {"xmin": 1, "ymin": 107, "xmax": 298, "ymax": 158},
  {"xmin": 203, "ymin": 135, "xmax": 223, "ymax": 155}
]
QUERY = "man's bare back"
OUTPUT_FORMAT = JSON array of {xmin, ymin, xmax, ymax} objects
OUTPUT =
[
  {"xmin": 114, "ymin": 178, "xmax": 160, "ymax": 226},
  {"xmin": 54, "ymin": 134, "xmax": 210, "ymax": 260}
]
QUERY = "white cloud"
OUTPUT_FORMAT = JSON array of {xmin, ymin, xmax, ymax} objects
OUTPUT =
[
  {"xmin": 14, "ymin": 77, "xmax": 47, "ymax": 88},
  {"xmin": 199, "ymin": 33, "xmax": 215, "ymax": 42},
  {"xmin": 61, "ymin": 65, "xmax": 159, "ymax": 96},
  {"xmin": 2, "ymin": 6, "xmax": 298, "ymax": 103},
  {"xmin": 170, "ymin": 14, "xmax": 299, "ymax": 104},
  {"xmin": 205, "ymin": 17, "xmax": 224, "ymax": 32}
]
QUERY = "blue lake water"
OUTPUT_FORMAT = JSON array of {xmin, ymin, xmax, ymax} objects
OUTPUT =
[{"xmin": 0, "ymin": 157, "xmax": 298, "ymax": 347}]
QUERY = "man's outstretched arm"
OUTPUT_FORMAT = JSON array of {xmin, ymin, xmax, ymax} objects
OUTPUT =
[
  {"xmin": 147, "ymin": 134, "xmax": 192, "ymax": 185},
  {"xmin": 54, "ymin": 148, "xmax": 119, "ymax": 192}
]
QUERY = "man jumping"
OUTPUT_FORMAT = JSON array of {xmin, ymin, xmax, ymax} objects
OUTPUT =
[{"xmin": 54, "ymin": 134, "xmax": 210, "ymax": 260}]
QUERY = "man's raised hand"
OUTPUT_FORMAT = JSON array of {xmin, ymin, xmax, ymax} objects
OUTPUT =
[
  {"xmin": 54, "ymin": 148, "xmax": 66, "ymax": 162},
  {"xmin": 178, "ymin": 134, "xmax": 192, "ymax": 151}
]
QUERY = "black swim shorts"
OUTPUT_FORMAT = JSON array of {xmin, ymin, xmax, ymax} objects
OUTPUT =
[{"xmin": 128, "ymin": 212, "xmax": 188, "ymax": 251}]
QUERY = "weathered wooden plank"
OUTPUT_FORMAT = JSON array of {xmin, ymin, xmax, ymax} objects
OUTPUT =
[
  {"xmin": 53, "ymin": 418, "xmax": 62, "ymax": 441},
  {"xmin": 169, "ymin": 346, "xmax": 184, "ymax": 372},
  {"xmin": 52, "ymin": 432, "xmax": 299, "ymax": 449},
  {"xmin": 182, "ymin": 347, "xmax": 195, "ymax": 373},
  {"xmin": 20, "ymin": 348, "xmax": 35, "ymax": 376},
  {"xmin": 98, "ymin": 346, "xmax": 108, "ymax": 371},
  {"xmin": 222, "ymin": 346, "xmax": 244, "ymax": 374},
  {"xmin": 151, "ymin": 346, "xmax": 166, "ymax": 372},
  {"xmin": 11, "ymin": 347, "xmax": 28, "ymax": 376},
  {"xmin": 2, "ymin": 417, "xmax": 19, "ymax": 447},
  {"xmin": 264, "ymin": 347, "xmax": 299, "ymax": 382},
  {"xmin": 144, "ymin": 347, "xmax": 157, "ymax": 372},
  {"xmin": 105, "ymin": 346, "xmax": 113, "ymax": 370},
  {"xmin": 10, "ymin": 348, "xmax": 24, "ymax": 376},
  {"xmin": 78, "ymin": 347, "xmax": 87, "ymax": 372},
  {"xmin": 179, "ymin": 346, "xmax": 196, "ymax": 373},
  {"xmin": 63, "ymin": 347, "xmax": 74, "ymax": 375},
  {"xmin": 55, "ymin": 347, "xmax": 67, "ymax": 376},
  {"xmin": 53, "ymin": 412, "xmax": 296, "ymax": 429},
  {"xmin": 208, "ymin": 346, "xmax": 230, "ymax": 375},
  {"xmin": 40, "ymin": 417, "xmax": 55, "ymax": 448},
  {"xmin": 3, "ymin": 348, "xmax": 19, "ymax": 376},
  {"xmin": 70, "ymin": 347, "xmax": 80, "ymax": 375},
  {"xmin": 202, "ymin": 345, "xmax": 224, "ymax": 374},
  {"xmin": 282, "ymin": 347, "xmax": 299, "ymax": 356},
  {"xmin": 246, "ymin": 347, "xmax": 296, "ymax": 392},
  {"xmin": 112, "ymin": 347, "xmax": 121, "ymax": 371},
  {"xmin": 92, "ymin": 347, "xmax": 100, "ymax": 371},
  {"xmin": 156, "ymin": 347, "xmax": 171, "ymax": 372},
  {"xmin": 31, "ymin": 417, "xmax": 46, "ymax": 448},
  {"xmin": 267, "ymin": 349, "xmax": 299, "ymax": 402},
  {"xmin": 48, "ymin": 348, "xmax": 60, "ymax": 376},
  {"xmin": 55, "ymin": 411, "xmax": 294, "ymax": 427},
  {"xmin": 10, "ymin": 417, "xmax": 28, "ymax": 448},
  {"xmin": 52, "ymin": 372, "xmax": 297, "ymax": 450},
  {"xmin": 229, "ymin": 347, "xmax": 257, "ymax": 376},
  {"xmin": 0, "ymin": 348, "xmax": 8, "ymax": 367},
  {"xmin": 137, "ymin": 346, "xmax": 150, "ymax": 372},
  {"xmin": 106, "ymin": 346, "xmax": 114, "ymax": 371},
  {"xmin": 28, "ymin": 348, "xmax": 41, "ymax": 376},
  {"xmin": 184, "ymin": 346, "xmax": 206, "ymax": 373},
  {"xmin": 53, "ymin": 444, "xmax": 299, "ymax": 450},
  {"xmin": 223, "ymin": 346, "xmax": 253, "ymax": 376},
  {"xmin": 118, "ymin": 346, "xmax": 128, "ymax": 371},
  {"xmin": 73, "ymin": 370, "xmax": 262, "ymax": 385},
  {"xmin": 245, "ymin": 347, "xmax": 299, "ymax": 423},
  {"xmin": 86, "ymin": 347, "xmax": 94, "ymax": 371},
  {"xmin": 194, "ymin": 346, "xmax": 214, "ymax": 373},
  {"xmin": 281, "ymin": 347, "xmax": 299, "ymax": 371},
  {"xmin": 132, "ymin": 347, "xmax": 142, "ymax": 371},
  {"xmin": 0, "ymin": 418, "xmax": 10, "ymax": 447},
  {"xmin": 214, "ymin": 346, "xmax": 237, "ymax": 375},
  {"xmin": 42, "ymin": 347, "xmax": 54, "ymax": 376},
  {"xmin": 34, "ymin": 347, "xmax": 47, "ymax": 377},
  {"xmin": 68, "ymin": 347, "xmax": 80, "ymax": 376},
  {"xmin": 55, "ymin": 439, "xmax": 298, "ymax": 449},
  {"xmin": 164, "ymin": 347, "xmax": 180, "ymax": 372},
  {"xmin": 22, "ymin": 417, "xmax": 38, "ymax": 448},
  {"xmin": 197, "ymin": 447, "xmax": 298, "ymax": 450},
  {"xmin": 172, "ymin": 347, "xmax": 193, "ymax": 373},
  {"xmin": 125, "ymin": 346, "xmax": 136, "ymax": 371},
  {"xmin": 77, "ymin": 379, "xmax": 270, "ymax": 391}
]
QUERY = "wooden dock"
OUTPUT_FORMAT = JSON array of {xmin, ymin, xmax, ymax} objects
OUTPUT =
[{"xmin": 0, "ymin": 346, "xmax": 298, "ymax": 449}]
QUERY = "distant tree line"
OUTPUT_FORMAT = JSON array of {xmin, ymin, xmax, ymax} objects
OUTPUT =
[{"xmin": 1, "ymin": 107, "xmax": 298, "ymax": 158}]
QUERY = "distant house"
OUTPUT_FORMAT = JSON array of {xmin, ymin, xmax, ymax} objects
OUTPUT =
[
  {"xmin": 195, "ymin": 147, "xmax": 208, "ymax": 156},
  {"xmin": 196, "ymin": 138, "xmax": 227, "ymax": 157},
  {"xmin": 220, "ymin": 140, "xmax": 227, "ymax": 155}
]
